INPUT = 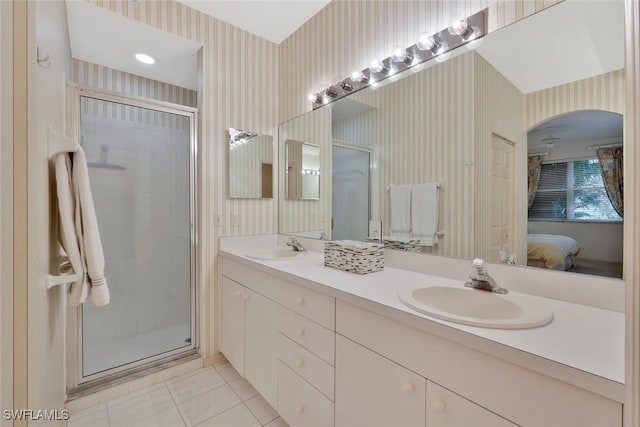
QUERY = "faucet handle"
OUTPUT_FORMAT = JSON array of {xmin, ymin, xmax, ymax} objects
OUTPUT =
[{"xmin": 471, "ymin": 258, "xmax": 487, "ymax": 276}]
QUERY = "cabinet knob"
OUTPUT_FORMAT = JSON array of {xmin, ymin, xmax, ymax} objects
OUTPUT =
[
  {"xmin": 235, "ymin": 290, "xmax": 242, "ymax": 297},
  {"xmin": 402, "ymin": 383, "xmax": 415, "ymax": 394},
  {"xmin": 432, "ymin": 399, "xmax": 446, "ymax": 413},
  {"xmin": 295, "ymin": 404, "xmax": 304, "ymax": 414},
  {"xmin": 296, "ymin": 296, "xmax": 305, "ymax": 305},
  {"xmin": 297, "ymin": 328, "xmax": 305, "ymax": 337},
  {"xmin": 243, "ymin": 293, "xmax": 249, "ymax": 301},
  {"xmin": 296, "ymin": 359, "xmax": 304, "ymax": 368}
]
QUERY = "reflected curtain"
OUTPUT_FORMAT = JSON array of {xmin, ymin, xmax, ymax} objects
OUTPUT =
[
  {"xmin": 527, "ymin": 155, "xmax": 543, "ymax": 209},
  {"xmin": 597, "ymin": 147, "xmax": 624, "ymax": 218}
]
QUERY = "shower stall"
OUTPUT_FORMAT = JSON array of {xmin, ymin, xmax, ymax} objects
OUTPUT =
[{"xmin": 67, "ymin": 86, "xmax": 198, "ymax": 388}]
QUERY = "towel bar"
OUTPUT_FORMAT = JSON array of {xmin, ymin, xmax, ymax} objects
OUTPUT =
[
  {"xmin": 44, "ymin": 273, "xmax": 81, "ymax": 290},
  {"xmin": 48, "ymin": 125, "xmax": 79, "ymax": 159}
]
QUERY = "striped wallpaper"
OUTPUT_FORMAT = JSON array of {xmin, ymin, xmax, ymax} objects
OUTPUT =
[
  {"xmin": 279, "ymin": 0, "xmax": 562, "ymax": 123},
  {"xmin": 525, "ymin": 69, "xmax": 625, "ymax": 130},
  {"xmin": 82, "ymin": 0, "xmax": 280, "ymax": 358},
  {"xmin": 278, "ymin": 105, "xmax": 332, "ymax": 236},
  {"xmin": 329, "ymin": 50, "xmax": 522, "ymax": 259}
]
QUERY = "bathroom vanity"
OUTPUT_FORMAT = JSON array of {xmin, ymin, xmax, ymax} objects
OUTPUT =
[{"xmin": 218, "ymin": 236, "xmax": 624, "ymax": 427}]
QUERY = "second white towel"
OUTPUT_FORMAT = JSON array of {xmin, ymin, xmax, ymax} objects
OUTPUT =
[
  {"xmin": 411, "ymin": 182, "xmax": 439, "ymax": 246},
  {"xmin": 389, "ymin": 184, "xmax": 412, "ymax": 237}
]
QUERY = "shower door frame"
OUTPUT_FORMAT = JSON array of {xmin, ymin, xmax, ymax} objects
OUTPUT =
[{"xmin": 65, "ymin": 84, "xmax": 199, "ymax": 389}]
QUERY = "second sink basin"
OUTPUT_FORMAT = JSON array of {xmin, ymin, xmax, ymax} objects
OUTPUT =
[
  {"xmin": 398, "ymin": 286, "xmax": 553, "ymax": 329},
  {"xmin": 245, "ymin": 247, "xmax": 304, "ymax": 261}
]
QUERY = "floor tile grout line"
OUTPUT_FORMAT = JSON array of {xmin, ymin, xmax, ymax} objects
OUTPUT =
[
  {"xmin": 191, "ymin": 401, "xmax": 249, "ymax": 427},
  {"xmin": 165, "ymin": 380, "xmax": 189, "ymax": 427}
]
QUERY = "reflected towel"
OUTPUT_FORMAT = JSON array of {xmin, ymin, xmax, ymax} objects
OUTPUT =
[
  {"xmin": 389, "ymin": 184, "xmax": 412, "ymax": 237},
  {"xmin": 411, "ymin": 182, "xmax": 439, "ymax": 246}
]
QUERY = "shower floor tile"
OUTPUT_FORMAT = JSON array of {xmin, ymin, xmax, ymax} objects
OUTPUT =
[{"xmin": 68, "ymin": 365, "xmax": 290, "ymax": 427}]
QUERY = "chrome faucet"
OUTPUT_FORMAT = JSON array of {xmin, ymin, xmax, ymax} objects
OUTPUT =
[
  {"xmin": 286, "ymin": 236, "xmax": 307, "ymax": 252},
  {"xmin": 464, "ymin": 258, "xmax": 508, "ymax": 294}
]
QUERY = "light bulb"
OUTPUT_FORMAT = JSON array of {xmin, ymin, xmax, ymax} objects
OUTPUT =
[
  {"xmin": 416, "ymin": 33, "xmax": 436, "ymax": 51},
  {"xmin": 465, "ymin": 38, "xmax": 483, "ymax": 50},
  {"xmin": 448, "ymin": 16, "xmax": 469, "ymax": 36},
  {"xmin": 391, "ymin": 45, "xmax": 410, "ymax": 63},
  {"xmin": 369, "ymin": 59, "xmax": 386, "ymax": 74},
  {"xmin": 308, "ymin": 93, "xmax": 318, "ymax": 102},
  {"xmin": 350, "ymin": 70, "xmax": 367, "ymax": 82}
]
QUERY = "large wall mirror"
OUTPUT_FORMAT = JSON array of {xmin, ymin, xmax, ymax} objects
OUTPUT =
[
  {"xmin": 278, "ymin": 0, "xmax": 624, "ymax": 279},
  {"xmin": 228, "ymin": 128, "xmax": 274, "ymax": 199}
]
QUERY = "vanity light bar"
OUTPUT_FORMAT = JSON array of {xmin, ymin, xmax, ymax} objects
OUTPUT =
[{"xmin": 309, "ymin": 8, "xmax": 488, "ymax": 110}]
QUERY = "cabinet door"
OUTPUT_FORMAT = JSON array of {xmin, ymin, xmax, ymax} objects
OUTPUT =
[
  {"xmin": 335, "ymin": 335, "xmax": 425, "ymax": 427},
  {"xmin": 426, "ymin": 381, "xmax": 517, "ymax": 427},
  {"xmin": 219, "ymin": 277, "xmax": 246, "ymax": 375},
  {"xmin": 278, "ymin": 362, "xmax": 334, "ymax": 427},
  {"xmin": 245, "ymin": 290, "xmax": 281, "ymax": 408}
]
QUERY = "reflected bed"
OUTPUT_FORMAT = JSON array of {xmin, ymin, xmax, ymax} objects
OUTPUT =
[{"xmin": 527, "ymin": 234, "xmax": 582, "ymax": 270}]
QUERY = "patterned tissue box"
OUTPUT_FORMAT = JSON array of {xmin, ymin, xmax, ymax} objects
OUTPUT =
[{"xmin": 324, "ymin": 240, "xmax": 384, "ymax": 274}]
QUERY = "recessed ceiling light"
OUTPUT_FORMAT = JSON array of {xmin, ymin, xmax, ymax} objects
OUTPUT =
[{"xmin": 134, "ymin": 53, "xmax": 156, "ymax": 65}]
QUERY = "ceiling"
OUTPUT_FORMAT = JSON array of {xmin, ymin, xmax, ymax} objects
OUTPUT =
[
  {"xmin": 66, "ymin": 1, "xmax": 201, "ymax": 90},
  {"xmin": 476, "ymin": 0, "xmax": 624, "ymax": 94},
  {"xmin": 527, "ymin": 111, "xmax": 623, "ymax": 151},
  {"xmin": 175, "ymin": 0, "xmax": 331, "ymax": 44}
]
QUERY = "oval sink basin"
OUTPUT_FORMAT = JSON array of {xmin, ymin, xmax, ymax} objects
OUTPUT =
[
  {"xmin": 398, "ymin": 286, "xmax": 552, "ymax": 329},
  {"xmin": 245, "ymin": 248, "xmax": 304, "ymax": 261}
]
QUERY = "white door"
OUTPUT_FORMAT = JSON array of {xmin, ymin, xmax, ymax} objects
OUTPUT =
[{"xmin": 489, "ymin": 135, "xmax": 515, "ymax": 262}]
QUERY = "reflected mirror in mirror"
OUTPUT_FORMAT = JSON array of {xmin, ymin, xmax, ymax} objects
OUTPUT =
[
  {"xmin": 285, "ymin": 139, "xmax": 320, "ymax": 200},
  {"xmin": 228, "ymin": 128, "xmax": 274, "ymax": 199},
  {"xmin": 277, "ymin": 0, "xmax": 624, "ymax": 279}
]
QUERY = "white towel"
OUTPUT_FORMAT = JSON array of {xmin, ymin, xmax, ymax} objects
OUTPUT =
[
  {"xmin": 55, "ymin": 147, "xmax": 110, "ymax": 306},
  {"xmin": 389, "ymin": 184, "xmax": 412, "ymax": 237},
  {"xmin": 411, "ymin": 182, "xmax": 439, "ymax": 246}
]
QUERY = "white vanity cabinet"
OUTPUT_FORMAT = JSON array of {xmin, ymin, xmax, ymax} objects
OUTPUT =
[
  {"xmin": 335, "ymin": 335, "xmax": 426, "ymax": 427},
  {"xmin": 336, "ymin": 300, "xmax": 622, "ymax": 427},
  {"xmin": 218, "ymin": 276, "xmax": 246, "ymax": 375},
  {"xmin": 220, "ymin": 257, "xmax": 336, "ymax": 425},
  {"xmin": 244, "ymin": 289, "xmax": 280, "ymax": 407},
  {"xmin": 425, "ymin": 381, "xmax": 517, "ymax": 427}
]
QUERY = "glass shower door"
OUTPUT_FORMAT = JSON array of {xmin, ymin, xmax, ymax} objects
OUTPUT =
[{"xmin": 79, "ymin": 95, "xmax": 195, "ymax": 379}]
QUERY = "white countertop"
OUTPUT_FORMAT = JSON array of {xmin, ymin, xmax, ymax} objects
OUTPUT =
[{"xmin": 219, "ymin": 235, "xmax": 625, "ymax": 401}]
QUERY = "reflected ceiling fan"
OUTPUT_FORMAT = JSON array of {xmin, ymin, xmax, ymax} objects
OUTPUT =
[{"xmin": 539, "ymin": 128, "xmax": 561, "ymax": 147}]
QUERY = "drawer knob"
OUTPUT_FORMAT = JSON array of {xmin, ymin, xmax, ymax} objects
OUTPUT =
[
  {"xmin": 296, "ymin": 404, "xmax": 304, "ymax": 414},
  {"xmin": 432, "ymin": 399, "xmax": 446, "ymax": 413},
  {"xmin": 243, "ymin": 293, "xmax": 249, "ymax": 301},
  {"xmin": 296, "ymin": 359, "xmax": 305, "ymax": 368},
  {"xmin": 403, "ymin": 383, "xmax": 415, "ymax": 394},
  {"xmin": 235, "ymin": 290, "xmax": 242, "ymax": 297},
  {"xmin": 297, "ymin": 328, "xmax": 305, "ymax": 337},
  {"xmin": 296, "ymin": 296, "xmax": 305, "ymax": 305}
]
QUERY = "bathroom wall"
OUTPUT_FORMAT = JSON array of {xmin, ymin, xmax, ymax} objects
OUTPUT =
[
  {"xmin": 0, "ymin": 1, "xmax": 13, "ymax": 422},
  {"xmin": 525, "ymin": 69, "xmax": 625, "ymax": 130},
  {"xmin": 82, "ymin": 0, "xmax": 279, "ymax": 359},
  {"xmin": 279, "ymin": 0, "xmax": 563, "ymax": 123}
]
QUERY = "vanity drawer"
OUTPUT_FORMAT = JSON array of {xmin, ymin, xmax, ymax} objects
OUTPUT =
[
  {"xmin": 279, "ymin": 307, "xmax": 335, "ymax": 366},
  {"xmin": 222, "ymin": 257, "xmax": 335, "ymax": 329},
  {"xmin": 278, "ymin": 362, "xmax": 334, "ymax": 427},
  {"xmin": 278, "ymin": 333, "xmax": 334, "ymax": 400}
]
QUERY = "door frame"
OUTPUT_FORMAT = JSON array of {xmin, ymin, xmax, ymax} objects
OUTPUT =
[{"xmin": 65, "ymin": 83, "xmax": 199, "ymax": 389}]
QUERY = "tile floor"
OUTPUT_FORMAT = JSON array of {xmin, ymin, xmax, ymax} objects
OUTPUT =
[{"xmin": 68, "ymin": 362, "xmax": 289, "ymax": 427}]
